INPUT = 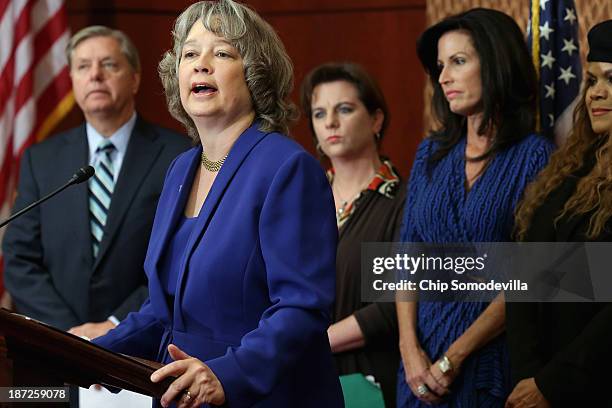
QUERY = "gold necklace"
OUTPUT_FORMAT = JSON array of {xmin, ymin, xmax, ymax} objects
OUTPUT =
[{"xmin": 201, "ymin": 151, "xmax": 228, "ymax": 172}]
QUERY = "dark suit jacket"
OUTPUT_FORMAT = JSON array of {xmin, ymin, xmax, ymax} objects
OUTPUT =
[
  {"xmin": 94, "ymin": 123, "xmax": 344, "ymax": 407},
  {"xmin": 506, "ymin": 156, "xmax": 612, "ymax": 407},
  {"xmin": 2, "ymin": 116, "xmax": 190, "ymax": 330}
]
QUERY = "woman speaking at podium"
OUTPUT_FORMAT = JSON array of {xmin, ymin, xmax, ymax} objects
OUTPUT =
[{"xmin": 94, "ymin": 1, "xmax": 344, "ymax": 407}]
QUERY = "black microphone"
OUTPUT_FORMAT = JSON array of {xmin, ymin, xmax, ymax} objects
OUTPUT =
[
  {"xmin": 68, "ymin": 165, "xmax": 95, "ymax": 185},
  {"xmin": 0, "ymin": 166, "xmax": 95, "ymax": 229}
]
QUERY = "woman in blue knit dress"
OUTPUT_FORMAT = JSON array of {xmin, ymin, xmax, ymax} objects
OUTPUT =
[{"xmin": 396, "ymin": 9, "xmax": 554, "ymax": 407}]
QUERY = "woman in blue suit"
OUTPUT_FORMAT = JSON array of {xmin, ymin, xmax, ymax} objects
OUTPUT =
[{"xmin": 93, "ymin": 1, "xmax": 343, "ymax": 407}]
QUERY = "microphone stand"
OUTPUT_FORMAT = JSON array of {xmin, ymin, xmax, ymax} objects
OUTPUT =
[{"xmin": 0, "ymin": 166, "xmax": 94, "ymax": 229}]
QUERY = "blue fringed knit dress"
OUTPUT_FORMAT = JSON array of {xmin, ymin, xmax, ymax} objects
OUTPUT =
[{"xmin": 397, "ymin": 134, "xmax": 554, "ymax": 407}]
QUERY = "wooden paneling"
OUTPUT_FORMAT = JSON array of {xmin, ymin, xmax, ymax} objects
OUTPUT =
[
  {"xmin": 67, "ymin": 0, "xmax": 425, "ymax": 14},
  {"xmin": 0, "ymin": 336, "xmax": 12, "ymax": 387},
  {"xmin": 270, "ymin": 7, "xmax": 425, "ymax": 177},
  {"xmin": 58, "ymin": 1, "xmax": 427, "ymax": 176}
]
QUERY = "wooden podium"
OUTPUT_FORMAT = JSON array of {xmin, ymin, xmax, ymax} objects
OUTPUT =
[{"xmin": 0, "ymin": 308, "xmax": 172, "ymax": 407}]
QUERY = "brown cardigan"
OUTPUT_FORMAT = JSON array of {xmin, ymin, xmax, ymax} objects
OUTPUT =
[{"xmin": 333, "ymin": 182, "xmax": 406, "ymax": 408}]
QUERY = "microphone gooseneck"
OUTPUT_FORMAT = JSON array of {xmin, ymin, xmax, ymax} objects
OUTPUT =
[{"xmin": 0, "ymin": 166, "xmax": 96, "ymax": 229}]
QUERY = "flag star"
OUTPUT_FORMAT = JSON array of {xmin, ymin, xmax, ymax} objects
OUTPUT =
[
  {"xmin": 564, "ymin": 8, "xmax": 577, "ymax": 25},
  {"xmin": 558, "ymin": 66, "xmax": 576, "ymax": 85},
  {"xmin": 540, "ymin": 0, "xmax": 550, "ymax": 10},
  {"xmin": 540, "ymin": 21, "xmax": 554, "ymax": 41},
  {"xmin": 545, "ymin": 83, "xmax": 555, "ymax": 98},
  {"xmin": 541, "ymin": 50, "xmax": 556, "ymax": 69},
  {"xmin": 548, "ymin": 114, "xmax": 555, "ymax": 127},
  {"xmin": 561, "ymin": 38, "xmax": 577, "ymax": 56}
]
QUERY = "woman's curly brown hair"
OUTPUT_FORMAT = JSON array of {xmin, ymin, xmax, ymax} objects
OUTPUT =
[{"xmin": 515, "ymin": 85, "xmax": 612, "ymax": 240}]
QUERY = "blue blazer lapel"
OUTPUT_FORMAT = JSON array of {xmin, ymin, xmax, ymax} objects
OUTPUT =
[
  {"xmin": 173, "ymin": 123, "xmax": 268, "ymax": 329},
  {"xmin": 144, "ymin": 147, "xmax": 200, "ymax": 322}
]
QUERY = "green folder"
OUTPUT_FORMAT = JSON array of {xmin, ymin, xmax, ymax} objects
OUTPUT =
[{"xmin": 339, "ymin": 373, "xmax": 386, "ymax": 408}]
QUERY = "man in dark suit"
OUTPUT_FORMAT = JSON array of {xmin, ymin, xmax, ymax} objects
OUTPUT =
[{"xmin": 2, "ymin": 25, "xmax": 190, "ymax": 338}]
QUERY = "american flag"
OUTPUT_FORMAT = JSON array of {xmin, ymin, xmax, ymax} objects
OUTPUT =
[
  {"xmin": 0, "ymin": 0, "xmax": 74, "ymax": 296},
  {"xmin": 528, "ymin": 0, "xmax": 582, "ymax": 145}
]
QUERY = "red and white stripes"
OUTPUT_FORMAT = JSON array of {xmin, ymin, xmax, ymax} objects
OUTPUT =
[{"xmin": 0, "ymin": 0, "xmax": 74, "ymax": 295}]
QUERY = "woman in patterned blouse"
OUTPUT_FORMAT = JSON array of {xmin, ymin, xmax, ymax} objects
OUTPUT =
[{"xmin": 301, "ymin": 62, "xmax": 406, "ymax": 407}]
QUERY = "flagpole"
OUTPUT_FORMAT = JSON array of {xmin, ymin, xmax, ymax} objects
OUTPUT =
[{"xmin": 531, "ymin": 0, "xmax": 541, "ymax": 133}]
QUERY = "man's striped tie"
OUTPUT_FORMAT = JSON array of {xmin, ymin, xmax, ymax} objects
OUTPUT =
[{"xmin": 89, "ymin": 140, "xmax": 115, "ymax": 258}]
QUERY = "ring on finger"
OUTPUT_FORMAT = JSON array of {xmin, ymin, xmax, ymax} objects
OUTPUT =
[
  {"xmin": 183, "ymin": 390, "xmax": 192, "ymax": 401},
  {"xmin": 416, "ymin": 384, "xmax": 428, "ymax": 396}
]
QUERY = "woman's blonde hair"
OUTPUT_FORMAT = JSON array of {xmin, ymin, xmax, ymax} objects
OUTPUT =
[{"xmin": 158, "ymin": 0, "xmax": 297, "ymax": 141}]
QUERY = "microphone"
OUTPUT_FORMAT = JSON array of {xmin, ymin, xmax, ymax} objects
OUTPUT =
[
  {"xmin": 0, "ymin": 166, "xmax": 95, "ymax": 229},
  {"xmin": 68, "ymin": 165, "xmax": 95, "ymax": 185}
]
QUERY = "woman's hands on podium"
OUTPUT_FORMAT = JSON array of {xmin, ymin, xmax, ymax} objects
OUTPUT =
[{"xmin": 151, "ymin": 344, "xmax": 226, "ymax": 407}]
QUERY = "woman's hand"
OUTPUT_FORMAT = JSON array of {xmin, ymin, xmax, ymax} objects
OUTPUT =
[
  {"xmin": 428, "ymin": 356, "xmax": 460, "ymax": 391},
  {"xmin": 505, "ymin": 378, "xmax": 550, "ymax": 408},
  {"xmin": 401, "ymin": 344, "xmax": 449, "ymax": 404},
  {"xmin": 151, "ymin": 344, "xmax": 226, "ymax": 407}
]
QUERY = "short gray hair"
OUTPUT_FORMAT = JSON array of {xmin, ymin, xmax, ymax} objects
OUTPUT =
[
  {"xmin": 66, "ymin": 25, "xmax": 141, "ymax": 72},
  {"xmin": 158, "ymin": 0, "xmax": 297, "ymax": 141}
]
